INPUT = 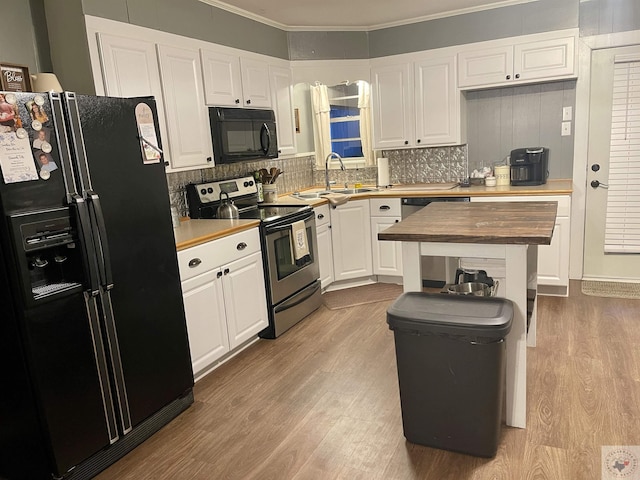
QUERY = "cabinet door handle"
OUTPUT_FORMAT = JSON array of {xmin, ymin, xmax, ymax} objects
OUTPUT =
[
  {"xmin": 223, "ymin": 268, "xmax": 230, "ymax": 275},
  {"xmin": 506, "ymin": 75, "xmax": 511, "ymax": 80},
  {"xmin": 515, "ymin": 73, "xmax": 520, "ymax": 79},
  {"xmin": 395, "ymin": 219, "xmax": 399, "ymax": 223},
  {"xmin": 379, "ymin": 205, "xmax": 391, "ymax": 211},
  {"xmin": 317, "ymin": 213, "xmax": 324, "ymax": 220},
  {"xmin": 416, "ymin": 139, "xmax": 421, "ymax": 144},
  {"xmin": 404, "ymin": 140, "xmax": 409, "ymax": 145},
  {"xmin": 216, "ymin": 271, "xmax": 223, "ymax": 278},
  {"xmin": 188, "ymin": 258, "xmax": 202, "ymax": 268},
  {"xmin": 235, "ymin": 98, "xmax": 240, "ymax": 104},
  {"xmin": 246, "ymin": 99, "xmax": 251, "ymax": 105},
  {"xmin": 237, "ymin": 242, "xmax": 247, "ymax": 250}
]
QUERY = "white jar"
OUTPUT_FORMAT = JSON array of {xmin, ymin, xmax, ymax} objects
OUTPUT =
[
  {"xmin": 495, "ymin": 165, "xmax": 510, "ymax": 186},
  {"xmin": 485, "ymin": 176, "xmax": 497, "ymax": 187}
]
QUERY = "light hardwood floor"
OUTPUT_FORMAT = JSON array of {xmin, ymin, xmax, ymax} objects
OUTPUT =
[{"xmin": 96, "ymin": 281, "xmax": 640, "ymax": 479}]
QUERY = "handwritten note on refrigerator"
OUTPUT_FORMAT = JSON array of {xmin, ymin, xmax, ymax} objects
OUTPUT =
[{"xmin": 0, "ymin": 131, "xmax": 38, "ymax": 183}]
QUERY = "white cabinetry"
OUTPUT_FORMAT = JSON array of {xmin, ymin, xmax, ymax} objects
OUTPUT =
[
  {"xmin": 330, "ymin": 199, "xmax": 373, "ymax": 281},
  {"xmin": 96, "ymin": 33, "xmax": 171, "ymax": 169},
  {"xmin": 314, "ymin": 204, "xmax": 334, "ymax": 289},
  {"xmin": 156, "ymin": 45, "xmax": 213, "ymax": 170},
  {"xmin": 414, "ymin": 54, "xmax": 464, "ymax": 146},
  {"xmin": 371, "ymin": 62, "xmax": 413, "ymax": 149},
  {"xmin": 471, "ymin": 195, "xmax": 571, "ymax": 295},
  {"xmin": 371, "ymin": 51, "xmax": 464, "ymax": 149},
  {"xmin": 200, "ymin": 49, "xmax": 244, "ymax": 107},
  {"xmin": 370, "ymin": 198, "xmax": 403, "ymax": 277},
  {"xmin": 200, "ymin": 49, "xmax": 271, "ymax": 108},
  {"xmin": 269, "ymin": 65, "xmax": 297, "ymax": 156},
  {"xmin": 458, "ymin": 35, "xmax": 575, "ymax": 89},
  {"xmin": 177, "ymin": 228, "xmax": 268, "ymax": 378}
]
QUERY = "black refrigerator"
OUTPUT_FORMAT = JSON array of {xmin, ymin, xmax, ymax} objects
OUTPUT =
[{"xmin": 0, "ymin": 91, "xmax": 194, "ymax": 480}]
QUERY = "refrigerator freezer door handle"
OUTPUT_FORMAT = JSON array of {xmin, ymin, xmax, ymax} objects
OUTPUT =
[
  {"xmin": 87, "ymin": 191, "xmax": 114, "ymax": 290},
  {"xmin": 73, "ymin": 195, "xmax": 100, "ymax": 296}
]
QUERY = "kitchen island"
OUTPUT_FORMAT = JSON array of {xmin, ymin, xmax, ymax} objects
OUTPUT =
[{"xmin": 378, "ymin": 201, "xmax": 558, "ymax": 429}]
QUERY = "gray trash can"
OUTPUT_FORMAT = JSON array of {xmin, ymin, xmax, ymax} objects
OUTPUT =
[{"xmin": 387, "ymin": 292, "xmax": 513, "ymax": 457}]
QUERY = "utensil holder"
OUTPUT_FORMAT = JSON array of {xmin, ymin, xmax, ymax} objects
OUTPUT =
[{"xmin": 263, "ymin": 184, "xmax": 277, "ymax": 203}]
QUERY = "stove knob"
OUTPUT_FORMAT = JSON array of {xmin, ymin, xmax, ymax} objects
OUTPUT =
[
  {"xmin": 207, "ymin": 187, "xmax": 214, "ymax": 194},
  {"xmin": 248, "ymin": 180, "xmax": 254, "ymax": 186},
  {"xmin": 200, "ymin": 188, "xmax": 207, "ymax": 195},
  {"xmin": 244, "ymin": 181, "xmax": 249, "ymax": 187}
]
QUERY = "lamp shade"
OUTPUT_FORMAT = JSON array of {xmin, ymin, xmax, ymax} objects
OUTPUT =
[{"xmin": 30, "ymin": 73, "xmax": 63, "ymax": 93}]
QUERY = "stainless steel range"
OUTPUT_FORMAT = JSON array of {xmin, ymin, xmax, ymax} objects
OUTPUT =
[{"xmin": 186, "ymin": 176, "xmax": 321, "ymax": 338}]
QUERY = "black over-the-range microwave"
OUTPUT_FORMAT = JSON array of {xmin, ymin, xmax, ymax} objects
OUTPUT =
[{"xmin": 208, "ymin": 106, "xmax": 278, "ymax": 164}]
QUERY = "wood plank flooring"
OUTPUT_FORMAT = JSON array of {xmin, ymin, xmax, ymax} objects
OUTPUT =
[{"xmin": 96, "ymin": 281, "xmax": 640, "ymax": 479}]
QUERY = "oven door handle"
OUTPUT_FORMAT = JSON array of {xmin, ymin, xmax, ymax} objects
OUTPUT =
[
  {"xmin": 264, "ymin": 215, "xmax": 313, "ymax": 235},
  {"xmin": 274, "ymin": 281, "xmax": 321, "ymax": 313}
]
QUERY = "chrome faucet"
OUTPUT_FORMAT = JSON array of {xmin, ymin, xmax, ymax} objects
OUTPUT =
[{"xmin": 325, "ymin": 152, "xmax": 345, "ymax": 191}]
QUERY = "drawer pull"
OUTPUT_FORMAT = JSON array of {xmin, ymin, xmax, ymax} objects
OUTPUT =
[
  {"xmin": 317, "ymin": 213, "xmax": 324, "ymax": 220},
  {"xmin": 237, "ymin": 242, "xmax": 248, "ymax": 251},
  {"xmin": 188, "ymin": 258, "xmax": 202, "ymax": 268},
  {"xmin": 379, "ymin": 205, "xmax": 391, "ymax": 210}
]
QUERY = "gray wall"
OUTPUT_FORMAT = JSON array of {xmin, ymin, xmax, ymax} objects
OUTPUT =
[
  {"xmin": 465, "ymin": 81, "xmax": 576, "ymax": 179},
  {"xmin": 288, "ymin": 32, "xmax": 369, "ymax": 60},
  {"xmin": 0, "ymin": 0, "xmax": 51, "ymax": 75},
  {"xmin": 579, "ymin": 0, "xmax": 640, "ymax": 36},
  {"xmin": 81, "ymin": 0, "xmax": 289, "ymax": 59},
  {"xmin": 369, "ymin": 0, "xmax": 579, "ymax": 58}
]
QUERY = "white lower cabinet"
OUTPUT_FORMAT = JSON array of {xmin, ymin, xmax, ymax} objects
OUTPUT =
[
  {"xmin": 471, "ymin": 195, "xmax": 571, "ymax": 294},
  {"xmin": 370, "ymin": 198, "xmax": 403, "ymax": 276},
  {"xmin": 177, "ymin": 228, "xmax": 268, "ymax": 378},
  {"xmin": 330, "ymin": 199, "xmax": 373, "ymax": 282},
  {"xmin": 314, "ymin": 204, "xmax": 334, "ymax": 289}
]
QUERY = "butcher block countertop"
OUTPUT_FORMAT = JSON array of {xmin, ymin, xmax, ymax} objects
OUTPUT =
[
  {"xmin": 280, "ymin": 179, "xmax": 573, "ymax": 207},
  {"xmin": 174, "ymin": 219, "xmax": 260, "ymax": 251},
  {"xmin": 378, "ymin": 201, "xmax": 558, "ymax": 245}
]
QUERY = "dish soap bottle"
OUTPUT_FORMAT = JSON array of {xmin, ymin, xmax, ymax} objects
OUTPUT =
[{"xmin": 254, "ymin": 171, "xmax": 264, "ymax": 203}]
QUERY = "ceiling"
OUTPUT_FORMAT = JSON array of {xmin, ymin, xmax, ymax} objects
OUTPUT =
[{"xmin": 199, "ymin": 0, "xmax": 538, "ymax": 31}]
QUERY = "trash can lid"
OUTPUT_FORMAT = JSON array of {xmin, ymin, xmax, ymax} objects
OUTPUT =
[{"xmin": 387, "ymin": 292, "xmax": 513, "ymax": 338}]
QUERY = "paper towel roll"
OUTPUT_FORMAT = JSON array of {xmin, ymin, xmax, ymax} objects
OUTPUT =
[{"xmin": 377, "ymin": 157, "xmax": 390, "ymax": 187}]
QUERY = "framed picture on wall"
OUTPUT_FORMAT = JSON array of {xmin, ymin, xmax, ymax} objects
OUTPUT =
[{"xmin": 0, "ymin": 63, "xmax": 32, "ymax": 92}]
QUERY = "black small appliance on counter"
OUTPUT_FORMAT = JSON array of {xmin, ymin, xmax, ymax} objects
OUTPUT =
[{"xmin": 509, "ymin": 147, "xmax": 549, "ymax": 186}]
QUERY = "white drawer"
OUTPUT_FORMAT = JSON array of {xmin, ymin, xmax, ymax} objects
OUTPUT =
[
  {"xmin": 177, "ymin": 228, "xmax": 261, "ymax": 281},
  {"xmin": 314, "ymin": 204, "xmax": 331, "ymax": 227},
  {"xmin": 370, "ymin": 198, "xmax": 401, "ymax": 217}
]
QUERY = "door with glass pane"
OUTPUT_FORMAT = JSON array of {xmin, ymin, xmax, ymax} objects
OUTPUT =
[{"xmin": 584, "ymin": 45, "xmax": 640, "ymax": 280}]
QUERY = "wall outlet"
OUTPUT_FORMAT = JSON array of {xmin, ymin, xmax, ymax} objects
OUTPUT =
[
  {"xmin": 561, "ymin": 121, "xmax": 572, "ymax": 136},
  {"xmin": 562, "ymin": 106, "xmax": 573, "ymax": 121}
]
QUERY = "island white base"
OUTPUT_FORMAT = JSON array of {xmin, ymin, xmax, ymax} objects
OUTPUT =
[{"xmin": 402, "ymin": 241, "xmax": 538, "ymax": 429}]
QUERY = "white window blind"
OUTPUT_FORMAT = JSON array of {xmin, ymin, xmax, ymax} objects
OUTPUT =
[{"xmin": 605, "ymin": 60, "xmax": 640, "ymax": 253}]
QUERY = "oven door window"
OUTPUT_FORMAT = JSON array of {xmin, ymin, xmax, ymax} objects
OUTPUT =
[{"xmin": 273, "ymin": 226, "xmax": 314, "ymax": 280}]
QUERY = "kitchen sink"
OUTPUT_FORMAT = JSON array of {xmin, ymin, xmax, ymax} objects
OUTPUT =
[
  {"xmin": 292, "ymin": 191, "xmax": 331, "ymax": 199},
  {"xmin": 331, "ymin": 187, "xmax": 379, "ymax": 194}
]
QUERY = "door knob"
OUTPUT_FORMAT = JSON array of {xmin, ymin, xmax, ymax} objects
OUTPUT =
[{"xmin": 591, "ymin": 180, "xmax": 609, "ymax": 189}]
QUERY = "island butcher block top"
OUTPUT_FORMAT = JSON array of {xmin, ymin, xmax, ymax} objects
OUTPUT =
[{"xmin": 378, "ymin": 201, "xmax": 558, "ymax": 245}]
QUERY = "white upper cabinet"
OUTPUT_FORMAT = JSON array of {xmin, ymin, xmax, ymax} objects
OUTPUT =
[
  {"xmin": 240, "ymin": 58, "xmax": 272, "ymax": 108},
  {"xmin": 458, "ymin": 34, "xmax": 575, "ymax": 89},
  {"xmin": 414, "ymin": 54, "xmax": 463, "ymax": 146},
  {"xmin": 371, "ymin": 62, "xmax": 414, "ymax": 149},
  {"xmin": 157, "ymin": 44, "xmax": 213, "ymax": 170},
  {"xmin": 200, "ymin": 48, "xmax": 273, "ymax": 109},
  {"xmin": 269, "ymin": 65, "xmax": 297, "ymax": 156},
  {"xmin": 96, "ymin": 33, "xmax": 171, "ymax": 167},
  {"xmin": 371, "ymin": 51, "xmax": 464, "ymax": 149},
  {"xmin": 200, "ymin": 49, "xmax": 244, "ymax": 106}
]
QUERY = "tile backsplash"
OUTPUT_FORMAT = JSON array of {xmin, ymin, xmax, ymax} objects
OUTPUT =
[
  {"xmin": 167, "ymin": 146, "xmax": 468, "ymax": 216},
  {"xmin": 167, "ymin": 155, "xmax": 315, "ymax": 216}
]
